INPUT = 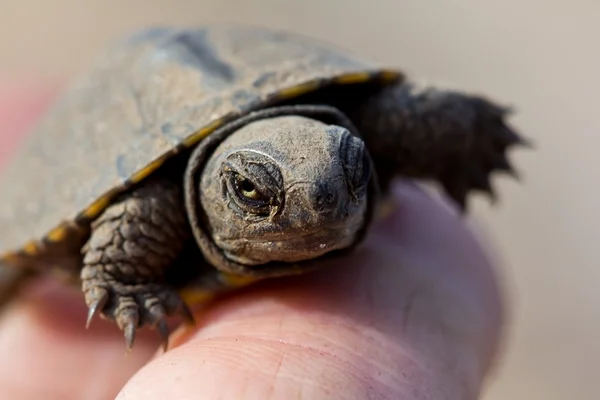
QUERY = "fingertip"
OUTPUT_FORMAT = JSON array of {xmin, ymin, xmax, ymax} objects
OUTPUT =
[
  {"xmin": 0, "ymin": 277, "xmax": 160, "ymax": 399},
  {"xmin": 374, "ymin": 182, "xmax": 468, "ymax": 244},
  {"xmin": 118, "ymin": 180, "xmax": 507, "ymax": 399},
  {"xmin": 118, "ymin": 301, "xmax": 419, "ymax": 400},
  {"xmin": 378, "ymin": 181, "xmax": 508, "ymax": 370}
]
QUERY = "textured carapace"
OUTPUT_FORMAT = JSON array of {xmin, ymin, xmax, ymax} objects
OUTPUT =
[{"xmin": 0, "ymin": 25, "xmax": 401, "ymax": 263}]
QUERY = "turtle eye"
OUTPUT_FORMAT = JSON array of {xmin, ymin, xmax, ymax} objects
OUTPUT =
[
  {"xmin": 340, "ymin": 132, "xmax": 371, "ymax": 194},
  {"xmin": 221, "ymin": 153, "xmax": 284, "ymax": 217},
  {"xmin": 236, "ymin": 176, "xmax": 263, "ymax": 201},
  {"xmin": 226, "ymin": 172, "xmax": 272, "ymax": 216}
]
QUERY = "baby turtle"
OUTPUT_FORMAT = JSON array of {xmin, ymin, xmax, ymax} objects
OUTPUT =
[{"xmin": 0, "ymin": 25, "xmax": 527, "ymax": 350}]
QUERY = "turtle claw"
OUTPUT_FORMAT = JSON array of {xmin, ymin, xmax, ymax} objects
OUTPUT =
[
  {"xmin": 116, "ymin": 304, "xmax": 140, "ymax": 350},
  {"xmin": 85, "ymin": 287, "xmax": 109, "ymax": 329},
  {"xmin": 146, "ymin": 301, "xmax": 171, "ymax": 351},
  {"xmin": 156, "ymin": 319, "xmax": 170, "ymax": 351},
  {"xmin": 83, "ymin": 282, "xmax": 190, "ymax": 351},
  {"xmin": 124, "ymin": 321, "xmax": 137, "ymax": 351},
  {"xmin": 179, "ymin": 303, "xmax": 196, "ymax": 326}
]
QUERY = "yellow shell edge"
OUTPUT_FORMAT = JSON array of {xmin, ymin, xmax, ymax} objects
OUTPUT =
[
  {"xmin": 219, "ymin": 273, "xmax": 259, "ymax": 288},
  {"xmin": 178, "ymin": 288, "xmax": 217, "ymax": 307},
  {"xmin": 46, "ymin": 224, "xmax": 69, "ymax": 242},
  {"xmin": 129, "ymin": 157, "xmax": 167, "ymax": 184},
  {"xmin": 333, "ymin": 72, "xmax": 373, "ymax": 85},
  {"xmin": 182, "ymin": 119, "xmax": 225, "ymax": 148},
  {"xmin": 275, "ymin": 81, "xmax": 322, "ymax": 100},
  {"xmin": 9, "ymin": 68, "xmax": 403, "ymax": 262}
]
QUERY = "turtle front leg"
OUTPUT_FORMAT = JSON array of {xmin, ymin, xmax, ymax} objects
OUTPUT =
[
  {"xmin": 81, "ymin": 179, "xmax": 193, "ymax": 350},
  {"xmin": 353, "ymin": 82, "xmax": 529, "ymax": 210}
]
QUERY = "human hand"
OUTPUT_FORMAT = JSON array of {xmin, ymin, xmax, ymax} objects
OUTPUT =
[{"xmin": 0, "ymin": 85, "xmax": 506, "ymax": 400}]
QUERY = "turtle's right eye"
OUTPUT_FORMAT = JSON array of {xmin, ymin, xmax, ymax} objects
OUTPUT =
[
  {"xmin": 234, "ymin": 175, "xmax": 268, "ymax": 203},
  {"xmin": 221, "ymin": 152, "xmax": 284, "ymax": 217},
  {"xmin": 239, "ymin": 179, "xmax": 255, "ymax": 194},
  {"xmin": 223, "ymin": 171, "xmax": 272, "ymax": 216}
]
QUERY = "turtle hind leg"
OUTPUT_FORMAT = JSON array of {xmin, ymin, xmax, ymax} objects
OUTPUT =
[
  {"xmin": 353, "ymin": 83, "xmax": 529, "ymax": 211},
  {"xmin": 81, "ymin": 179, "xmax": 194, "ymax": 351}
]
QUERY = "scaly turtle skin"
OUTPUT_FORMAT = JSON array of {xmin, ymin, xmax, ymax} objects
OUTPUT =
[{"xmin": 0, "ymin": 25, "xmax": 527, "ymax": 350}]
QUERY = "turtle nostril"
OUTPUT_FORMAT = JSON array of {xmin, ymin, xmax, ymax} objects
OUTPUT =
[{"xmin": 312, "ymin": 183, "xmax": 338, "ymax": 213}]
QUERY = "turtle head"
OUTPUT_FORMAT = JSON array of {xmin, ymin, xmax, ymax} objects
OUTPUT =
[{"xmin": 196, "ymin": 115, "xmax": 372, "ymax": 268}]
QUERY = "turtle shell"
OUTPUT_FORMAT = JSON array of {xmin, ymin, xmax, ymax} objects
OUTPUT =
[{"xmin": 0, "ymin": 25, "xmax": 403, "ymax": 268}]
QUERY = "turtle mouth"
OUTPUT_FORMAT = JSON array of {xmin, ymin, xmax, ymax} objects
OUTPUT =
[
  {"xmin": 221, "ymin": 223, "xmax": 362, "ymax": 243},
  {"xmin": 214, "ymin": 224, "xmax": 362, "ymax": 265}
]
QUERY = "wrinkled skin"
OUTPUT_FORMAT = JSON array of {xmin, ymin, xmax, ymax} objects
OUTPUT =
[{"xmin": 200, "ymin": 116, "xmax": 369, "ymax": 265}]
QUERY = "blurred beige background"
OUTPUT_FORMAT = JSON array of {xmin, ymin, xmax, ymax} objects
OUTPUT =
[{"xmin": 1, "ymin": 0, "xmax": 597, "ymax": 399}]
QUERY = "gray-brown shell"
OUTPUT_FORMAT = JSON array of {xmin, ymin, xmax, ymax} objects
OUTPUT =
[{"xmin": 0, "ymin": 25, "xmax": 402, "ymax": 264}]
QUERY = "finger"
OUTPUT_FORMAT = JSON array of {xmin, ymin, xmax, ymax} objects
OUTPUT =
[
  {"xmin": 118, "ymin": 183, "xmax": 506, "ymax": 399},
  {"xmin": 0, "ymin": 82, "xmax": 57, "ymax": 167},
  {"xmin": 0, "ymin": 87, "xmax": 160, "ymax": 399},
  {"xmin": 0, "ymin": 281, "xmax": 159, "ymax": 399}
]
